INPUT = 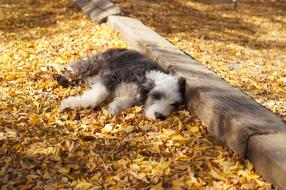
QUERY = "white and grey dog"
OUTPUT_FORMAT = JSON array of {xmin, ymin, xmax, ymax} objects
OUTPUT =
[{"xmin": 57, "ymin": 48, "xmax": 186, "ymax": 120}]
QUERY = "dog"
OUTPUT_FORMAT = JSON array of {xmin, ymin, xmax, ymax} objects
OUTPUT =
[{"xmin": 56, "ymin": 48, "xmax": 186, "ymax": 120}]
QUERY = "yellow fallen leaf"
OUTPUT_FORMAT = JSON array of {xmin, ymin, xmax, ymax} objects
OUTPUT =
[
  {"xmin": 209, "ymin": 167, "xmax": 226, "ymax": 181},
  {"xmin": 26, "ymin": 174, "xmax": 39, "ymax": 181},
  {"xmin": 102, "ymin": 124, "xmax": 113, "ymax": 133},
  {"xmin": 150, "ymin": 183, "xmax": 164, "ymax": 190},
  {"xmin": 134, "ymin": 106, "xmax": 143, "ymax": 113},
  {"xmin": 58, "ymin": 167, "xmax": 70, "ymax": 174},
  {"xmin": 188, "ymin": 126, "xmax": 200, "ymax": 133},
  {"xmin": 75, "ymin": 180, "xmax": 93, "ymax": 190},
  {"xmin": 172, "ymin": 134, "xmax": 189, "ymax": 141},
  {"xmin": 125, "ymin": 113, "xmax": 135, "ymax": 120}
]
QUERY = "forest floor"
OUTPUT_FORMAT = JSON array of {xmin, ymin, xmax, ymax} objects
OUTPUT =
[
  {"xmin": 0, "ymin": 0, "xmax": 277, "ymax": 189},
  {"xmin": 115, "ymin": 0, "xmax": 286, "ymax": 122}
]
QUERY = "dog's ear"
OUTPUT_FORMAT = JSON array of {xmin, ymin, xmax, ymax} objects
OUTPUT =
[
  {"xmin": 141, "ymin": 78, "xmax": 155, "ymax": 94},
  {"xmin": 177, "ymin": 77, "xmax": 186, "ymax": 102},
  {"xmin": 139, "ymin": 79, "xmax": 155, "ymax": 103}
]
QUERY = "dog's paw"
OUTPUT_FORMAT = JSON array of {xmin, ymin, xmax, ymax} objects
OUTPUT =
[
  {"xmin": 60, "ymin": 98, "xmax": 75, "ymax": 111},
  {"xmin": 60, "ymin": 100, "xmax": 69, "ymax": 111},
  {"xmin": 106, "ymin": 104, "xmax": 121, "ymax": 115}
]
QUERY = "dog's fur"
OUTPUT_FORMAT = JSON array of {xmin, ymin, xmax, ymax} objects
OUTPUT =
[{"xmin": 57, "ymin": 48, "xmax": 186, "ymax": 120}]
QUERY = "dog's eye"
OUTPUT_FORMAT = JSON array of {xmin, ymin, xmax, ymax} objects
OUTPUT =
[
  {"xmin": 151, "ymin": 93, "xmax": 161, "ymax": 100},
  {"xmin": 171, "ymin": 101, "xmax": 180, "ymax": 107}
]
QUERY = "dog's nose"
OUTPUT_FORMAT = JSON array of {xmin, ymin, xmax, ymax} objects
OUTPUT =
[{"xmin": 155, "ymin": 112, "xmax": 167, "ymax": 120}]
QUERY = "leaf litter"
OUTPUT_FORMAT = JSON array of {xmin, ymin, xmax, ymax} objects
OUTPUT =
[{"xmin": 0, "ymin": 0, "xmax": 272, "ymax": 189}]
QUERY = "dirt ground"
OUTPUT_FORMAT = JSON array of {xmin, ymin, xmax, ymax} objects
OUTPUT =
[
  {"xmin": 114, "ymin": 0, "xmax": 286, "ymax": 122},
  {"xmin": 0, "ymin": 0, "xmax": 276, "ymax": 189}
]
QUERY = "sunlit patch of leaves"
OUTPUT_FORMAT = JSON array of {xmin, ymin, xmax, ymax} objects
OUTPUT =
[{"xmin": 0, "ymin": 0, "xmax": 272, "ymax": 189}]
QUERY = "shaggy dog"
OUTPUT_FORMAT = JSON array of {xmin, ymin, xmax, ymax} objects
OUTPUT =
[{"xmin": 57, "ymin": 48, "xmax": 186, "ymax": 120}]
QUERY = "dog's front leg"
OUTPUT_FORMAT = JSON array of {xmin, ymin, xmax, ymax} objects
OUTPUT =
[
  {"xmin": 107, "ymin": 97, "xmax": 135, "ymax": 115},
  {"xmin": 60, "ymin": 81, "xmax": 109, "ymax": 110}
]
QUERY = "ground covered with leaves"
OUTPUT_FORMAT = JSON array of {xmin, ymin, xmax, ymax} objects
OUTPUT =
[
  {"xmin": 0, "ymin": 0, "xmax": 273, "ymax": 189},
  {"xmin": 115, "ymin": 0, "xmax": 286, "ymax": 122}
]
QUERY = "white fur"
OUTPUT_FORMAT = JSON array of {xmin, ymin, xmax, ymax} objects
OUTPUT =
[
  {"xmin": 60, "ymin": 81, "xmax": 109, "ymax": 110},
  {"xmin": 107, "ymin": 82, "xmax": 138, "ymax": 115},
  {"xmin": 146, "ymin": 71, "xmax": 177, "ymax": 85}
]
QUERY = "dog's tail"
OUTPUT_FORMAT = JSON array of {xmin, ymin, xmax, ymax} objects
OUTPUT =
[
  {"xmin": 51, "ymin": 54, "xmax": 102, "ymax": 88},
  {"xmin": 68, "ymin": 55, "xmax": 101, "ymax": 79},
  {"xmin": 52, "ymin": 48, "xmax": 129, "ymax": 87}
]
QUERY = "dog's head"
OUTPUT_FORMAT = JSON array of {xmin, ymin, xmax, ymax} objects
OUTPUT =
[{"xmin": 143, "ymin": 74, "xmax": 186, "ymax": 120}]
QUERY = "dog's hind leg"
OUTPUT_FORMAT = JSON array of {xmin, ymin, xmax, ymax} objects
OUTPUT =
[
  {"xmin": 60, "ymin": 81, "xmax": 109, "ymax": 110},
  {"xmin": 107, "ymin": 97, "xmax": 135, "ymax": 115}
]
